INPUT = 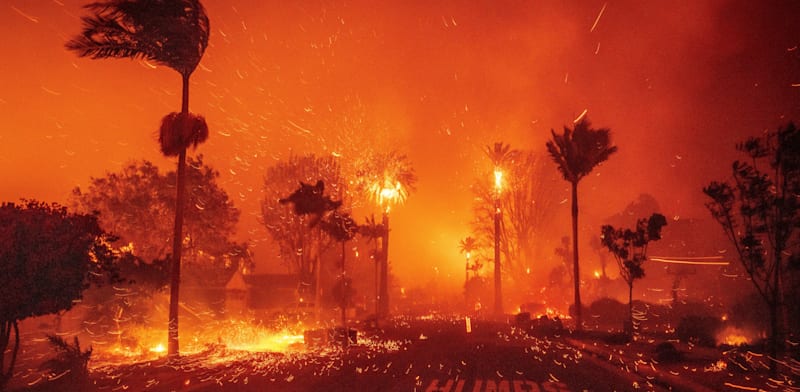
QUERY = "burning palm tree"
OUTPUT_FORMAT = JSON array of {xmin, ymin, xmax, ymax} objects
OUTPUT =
[
  {"xmin": 354, "ymin": 150, "xmax": 416, "ymax": 317},
  {"xmin": 485, "ymin": 142, "xmax": 517, "ymax": 316}
]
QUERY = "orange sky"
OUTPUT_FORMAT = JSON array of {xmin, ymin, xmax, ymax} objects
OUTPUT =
[{"xmin": 1, "ymin": 0, "xmax": 799, "ymax": 291}]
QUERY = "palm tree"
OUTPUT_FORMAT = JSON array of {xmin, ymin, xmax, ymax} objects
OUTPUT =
[
  {"xmin": 546, "ymin": 117, "xmax": 617, "ymax": 330},
  {"xmin": 66, "ymin": 0, "xmax": 210, "ymax": 358},
  {"xmin": 458, "ymin": 236, "xmax": 478, "ymax": 284},
  {"xmin": 485, "ymin": 142, "xmax": 516, "ymax": 316},
  {"xmin": 354, "ymin": 150, "xmax": 417, "ymax": 317}
]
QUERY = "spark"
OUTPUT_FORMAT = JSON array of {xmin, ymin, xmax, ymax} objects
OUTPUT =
[
  {"xmin": 590, "ymin": 3, "xmax": 607, "ymax": 32},
  {"xmin": 573, "ymin": 109, "xmax": 588, "ymax": 123},
  {"xmin": 140, "ymin": 60, "xmax": 157, "ymax": 69},
  {"xmin": 11, "ymin": 6, "xmax": 39, "ymax": 23},
  {"xmin": 41, "ymin": 86, "xmax": 61, "ymax": 96},
  {"xmin": 723, "ymin": 383, "xmax": 758, "ymax": 391},
  {"xmin": 287, "ymin": 120, "xmax": 312, "ymax": 135}
]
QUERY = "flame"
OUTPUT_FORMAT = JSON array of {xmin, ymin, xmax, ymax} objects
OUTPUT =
[
  {"xmin": 92, "ymin": 317, "xmax": 308, "ymax": 366},
  {"xmin": 716, "ymin": 326, "xmax": 752, "ymax": 346},
  {"xmin": 149, "ymin": 343, "xmax": 165, "ymax": 353},
  {"xmin": 493, "ymin": 168, "xmax": 503, "ymax": 192},
  {"xmin": 370, "ymin": 179, "xmax": 405, "ymax": 212}
]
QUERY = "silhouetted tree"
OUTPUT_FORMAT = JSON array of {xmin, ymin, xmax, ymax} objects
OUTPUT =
[
  {"xmin": 0, "ymin": 201, "xmax": 117, "ymax": 389},
  {"xmin": 547, "ymin": 117, "xmax": 617, "ymax": 329},
  {"xmin": 67, "ymin": 0, "xmax": 211, "ymax": 358},
  {"xmin": 262, "ymin": 155, "xmax": 347, "ymax": 282},
  {"xmin": 601, "ymin": 213, "xmax": 667, "ymax": 335},
  {"xmin": 704, "ymin": 122, "xmax": 800, "ymax": 372},
  {"xmin": 71, "ymin": 157, "xmax": 246, "ymax": 287},
  {"xmin": 280, "ymin": 180, "xmax": 343, "ymax": 226}
]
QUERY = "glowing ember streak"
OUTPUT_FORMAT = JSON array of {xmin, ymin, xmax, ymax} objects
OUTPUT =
[
  {"xmin": 723, "ymin": 383, "xmax": 758, "ymax": 391},
  {"xmin": 573, "ymin": 109, "xmax": 588, "ymax": 123},
  {"xmin": 649, "ymin": 256, "xmax": 729, "ymax": 266},
  {"xmin": 590, "ymin": 3, "xmax": 607, "ymax": 32}
]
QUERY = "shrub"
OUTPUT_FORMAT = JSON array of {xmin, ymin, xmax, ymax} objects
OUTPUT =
[{"xmin": 40, "ymin": 335, "xmax": 92, "ymax": 391}]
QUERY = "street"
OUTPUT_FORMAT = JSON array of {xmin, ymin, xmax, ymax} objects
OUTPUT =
[{"xmin": 78, "ymin": 317, "xmax": 667, "ymax": 392}]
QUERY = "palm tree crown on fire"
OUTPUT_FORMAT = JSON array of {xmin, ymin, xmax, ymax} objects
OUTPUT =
[
  {"xmin": 546, "ymin": 117, "xmax": 617, "ymax": 330},
  {"xmin": 352, "ymin": 150, "xmax": 416, "ymax": 316},
  {"xmin": 484, "ymin": 142, "xmax": 517, "ymax": 316},
  {"xmin": 66, "ymin": 0, "xmax": 210, "ymax": 357}
]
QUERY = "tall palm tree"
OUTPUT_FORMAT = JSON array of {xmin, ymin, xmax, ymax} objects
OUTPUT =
[
  {"xmin": 485, "ymin": 142, "xmax": 516, "ymax": 316},
  {"xmin": 546, "ymin": 117, "xmax": 617, "ymax": 330},
  {"xmin": 355, "ymin": 150, "xmax": 417, "ymax": 317},
  {"xmin": 66, "ymin": 0, "xmax": 210, "ymax": 358}
]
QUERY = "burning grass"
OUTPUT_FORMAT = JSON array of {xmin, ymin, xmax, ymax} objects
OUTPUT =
[{"xmin": 90, "ymin": 318, "xmax": 309, "ymax": 367}]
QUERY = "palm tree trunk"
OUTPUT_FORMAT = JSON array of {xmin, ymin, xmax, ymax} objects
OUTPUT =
[
  {"xmin": 379, "ymin": 212, "xmax": 390, "ymax": 317},
  {"xmin": 168, "ymin": 73, "xmax": 191, "ymax": 358},
  {"xmin": 627, "ymin": 283, "xmax": 634, "ymax": 336},
  {"xmin": 494, "ymin": 197, "xmax": 503, "ymax": 317},
  {"xmin": 571, "ymin": 181, "xmax": 582, "ymax": 330},
  {"xmin": 341, "ymin": 240, "xmax": 348, "ymax": 347}
]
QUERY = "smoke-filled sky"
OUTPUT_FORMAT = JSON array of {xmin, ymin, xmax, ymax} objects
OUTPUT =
[{"xmin": 1, "ymin": 1, "xmax": 799, "ymax": 290}]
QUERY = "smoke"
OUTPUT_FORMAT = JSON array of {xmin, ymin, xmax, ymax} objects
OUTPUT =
[{"xmin": 1, "ymin": 0, "xmax": 799, "ymax": 297}]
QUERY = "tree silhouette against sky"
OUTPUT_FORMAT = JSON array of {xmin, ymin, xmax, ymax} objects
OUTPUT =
[
  {"xmin": 546, "ymin": 117, "xmax": 617, "ymax": 330},
  {"xmin": 704, "ymin": 122, "xmax": 800, "ymax": 373}
]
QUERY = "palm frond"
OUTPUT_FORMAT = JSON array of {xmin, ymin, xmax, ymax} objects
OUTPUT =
[
  {"xmin": 66, "ymin": 0, "xmax": 209, "ymax": 76},
  {"xmin": 158, "ymin": 112, "xmax": 209, "ymax": 157},
  {"xmin": 547, "ymin": 117, "xmax": 617, "ymax": 183}
]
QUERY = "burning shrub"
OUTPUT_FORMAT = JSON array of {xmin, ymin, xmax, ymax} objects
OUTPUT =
[
  {"xmin": 675, "ymin": 315, "xmax": 721, "ymax": 347},
  {"xmin": 40, "ymin": 335, "xmax": 92, "ymax": 391}
]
